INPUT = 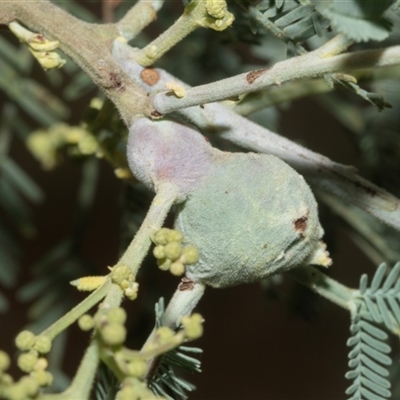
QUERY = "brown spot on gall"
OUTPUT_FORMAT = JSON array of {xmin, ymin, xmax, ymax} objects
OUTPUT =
[
  {"xmin": 179, "ymin": 277, "xmax": 195, "ymax": 291},
  {"xmin": 140, "ymin": 68, "xmax": 160, "ymax": 86},
  {"xmin": 246, "ymin": 68, "xmax": 267, "ymax": 84},
  {"xmin": 150, "ymin": 110, "xmax": 163, "ymax": 118},
  {"xmin": 294, "ymin": 215, "xmax": 308, "ymax": 234}
]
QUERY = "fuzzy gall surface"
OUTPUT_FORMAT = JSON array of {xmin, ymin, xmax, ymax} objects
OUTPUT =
[{"xmin": 175, "ymin": 153, "xmax": 324, "ymax": 288}]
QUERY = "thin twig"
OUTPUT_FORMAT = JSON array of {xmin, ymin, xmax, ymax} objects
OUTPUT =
[
  {"xmin": 152, "ymin": 45, "xmax": 400, "ymax": 114},
  {"xmin": 40, "ymin": 280, "xmax": 111, "ymax": 340},
  {"xmin": 118, "ymin": 185, "xmax": 177, "ymax": 277},
  {"xmin": 288, "ymin": 265, "xmax": 355, "ymax": 310},
  {"xmin": 116, "ymin": 0, "xmax": 164, "ymax": 41}
]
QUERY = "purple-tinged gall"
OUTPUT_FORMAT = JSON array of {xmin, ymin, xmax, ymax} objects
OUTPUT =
[{"xmin": 127, "ymin": 118, "xmax": 216, "ymax": 202}]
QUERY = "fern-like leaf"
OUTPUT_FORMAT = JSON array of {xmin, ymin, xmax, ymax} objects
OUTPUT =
[
  {"xmin": 346, "ymin": 314, "xmax": 391, "ymax": 400},
  {"xmin": 345, "ymin": 262, "xmax": 400, "ymax": 400},
  {"xmin": 317, "ymin": 0, "xmax": 394, "ymax": 43},
  {"xmin": 248, "ymin": 0, "xmax": 329, "ymax": 51},
  {"xmin": 357, "ymin": 263, "xmax": 400, "ymax": 333}
]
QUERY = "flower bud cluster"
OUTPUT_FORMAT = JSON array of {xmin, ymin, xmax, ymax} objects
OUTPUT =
[
  {"xmin": 180, "ymin": 313, "xmax": 203, "ymax": 340},
  {"xmin": 8, "ymin": 21, "xmax": 66, "ymax": 70},
  {"xmin": 0, "ymin": 332, "xmax": 53, "ymax": 399},
  {"xmin": 152, "ymin": 228, "xmax": 199, "ymax": 276},
  {"xmin": 27, "ymin": 123, "xmax": 99, "ymax": 169},
  {"xmin": 110, "ymin": 265, "xmax": 139, "ymax": 300},
  {"xmin": 84, "ymin": 307, "xmax": 128, "ymax": 347},
  {"xmin": 15, "ymin": 331, "xmax": 52, "ymax": 355}
]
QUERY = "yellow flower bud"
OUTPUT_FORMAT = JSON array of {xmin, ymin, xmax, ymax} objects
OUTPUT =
[
  {"xmin": 78, "ymin": 314, "xmax": 95, "ymax": 331},
  {"xmin": 19, "ymin": 376, "xmax": 39, "ymax": 397},
  {"xmin": 126, "ymin": 359, "xmax": 147, "ymax": 377},
  {"xmin": 181, "ymin": 313, "xmax": 203, "ymax": 339},
  {"xmin": 182, "ymin": 246, "xmax": 199, "ymax": 265},
  {"xmin": 17, "ymin": 351, "xmax": 38, "ymax": 373},
  {"xmin": 164, "ymin": 241, "xmax": 182, "ymax": 261},
  {"xmin": 153, "ymin": 245, "xmax": 165, "ymax": 259},
  {"xmin": 100, "ymin": 323, "xmax": 126, "ymax": 346},
  {"xmin": 111, "ymin": 265, "xmax": 131, "ymax": 285},
  {"xmin": 156, "ymin": 326, "xmax": 175, "ymax": 342},
  {"xmin": 107, "ymin": 308, "xmax": 127, "ymax": 325},
  {"xmin": 0, "ymin": 351, "xmax": 10, "ymax": 372},
  {"xmin": 170, "ymin": 262, "xmax": 185, "ymax": 276},
  {"xmin": 153, "ymin": 228, "xmax": 171, "ymax": 245},
  {"xmin": 157, "ymin": 258, "xmax": 172, "ymax": 271},
  {"xmin": 31, "ymin": 370, "xmax": 53, "ymax": 387},
  {"xmin": 34, "ymin": 335, "xmax": 52, "ymax": 354},
  {"xmin": 15, "ymin": 331, "xmax": 35, "ymax": 351}
]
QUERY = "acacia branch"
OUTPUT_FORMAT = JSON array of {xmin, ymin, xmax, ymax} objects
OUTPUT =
[
  {"xmin": 152, "ymin": 45, "xmax": 400, "ymax": 114},
  {"xmin": 113, "ymin": 41, "xmax": 400, "ymax": 232},
  {"xmin": 1, "ymin": 0, "xmax": 155, "ymax": 125}
]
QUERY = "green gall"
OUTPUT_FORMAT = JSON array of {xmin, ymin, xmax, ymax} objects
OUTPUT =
[
  {"xmin": 153, "ymin": 245, "xmax": 165, "ymax": 259},
  {"xmin": 78, "ymin": 314, "xmax": 95, "ymax": 331},
  {"xmin": 0, "ymin": 351, "xmax": 10, "ymax": 372},
  {"xmin": 107, "ymin": 308, "xmax": 127, "ymax": 325},
  {"xmin": 100, "ymin": 323, "xmax": 127, "ymax": 346},
  {"xmin": 157, "ymin": 258, "xmax": 172, "ymax": 271},
  {"xmin": 164, "ymin": 241, "xmax": 182, "ymax": 261},
  {"xmin": 170, "ymin": 262, "xmax": 185, "ymax": 276},
  {"xmin": 181, "ymin": 313, "xmax": 203, "ymax": 339},
  {"xmin": 34, "ymin": 335, "xmax": 52, "ymax": 354},
  {"xmin": 17, "ymin": 351, "xmax": 38, "ymax": 373},
  {"xmin": 19, "ymin": 376, "xmax": 39, "ymax": 397},
  {"xmin": 31, "ymin": 370, "xmax": 53, "ymax": 387},
  {"xmin": 175, "ymin": 153, "xmax": 326, "ymax": 288},
  {"xmin": 15, "ymin": 331, "xmax": 36, "ymax": 351},
  {"xmin": 111, "ymin": 265, "xmax": 131, "ymax": 285},
  {"xmin": 126, "ymin": 359, "xmax": 147, "ymax": 378},
  {"xmin": 181, "ymin": 246, "xmax": 199, "ymax": 265}
]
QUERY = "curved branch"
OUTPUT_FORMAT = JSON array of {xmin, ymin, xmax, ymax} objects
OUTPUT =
[{"xmin": 152, "ymin": 45, "xmax": 400, "ymax": 114}]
